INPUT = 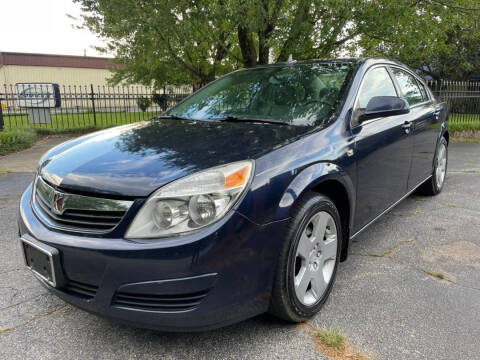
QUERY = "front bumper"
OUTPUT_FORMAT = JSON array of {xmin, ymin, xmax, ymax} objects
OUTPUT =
[{"xmin": 18, "ymin": 183, "xmax": 289, "ymax": 331}]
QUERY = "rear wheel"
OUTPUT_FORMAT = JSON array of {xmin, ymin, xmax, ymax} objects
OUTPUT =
[
  {"xmin": 269, "ymin": 192, "xmax": 342, "ymax": 322},
  {"xmin": 417, "ymin": 137, "xmax": 448, "ymax": 196}
]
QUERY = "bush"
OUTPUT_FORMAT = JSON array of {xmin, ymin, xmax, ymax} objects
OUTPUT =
[
  {"xmin": 152, "ymin": 93, "xmax": 169, "ymax": 111},
  {"xmin": 137, "ymin": 96, "xmax": 152, "ymax": 112},
  {"xmin": 0, "ymin": 127, "xmax": 37, "ymax": 156}
]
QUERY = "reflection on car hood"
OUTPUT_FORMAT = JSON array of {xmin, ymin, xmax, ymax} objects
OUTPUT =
[{"xmin": 39, "ymin": 119, "xmax": 309, "ymax": 197}]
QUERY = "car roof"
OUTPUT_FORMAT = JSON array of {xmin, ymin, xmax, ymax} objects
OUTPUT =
[{"xmin": 248, "ymin": 57, "xmax": 407, "ymax": 69}]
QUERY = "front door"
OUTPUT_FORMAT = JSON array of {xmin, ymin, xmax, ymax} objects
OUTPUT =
[{"xmin": 352, "ymin": 66, "xmax": 413, "ymax": 232}]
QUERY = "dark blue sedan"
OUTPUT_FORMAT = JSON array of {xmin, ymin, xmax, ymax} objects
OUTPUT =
[{"xmin": 18, "ymin": 58, "xmax": 449, "ymax": 331}]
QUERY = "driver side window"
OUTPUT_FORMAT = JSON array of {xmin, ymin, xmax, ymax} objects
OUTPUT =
[{"xmin": 357, "ymin": 67, "xmax": 397, "ymax": 109}]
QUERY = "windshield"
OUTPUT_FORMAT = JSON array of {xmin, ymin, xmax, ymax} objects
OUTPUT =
[{"xmin": 168, "ymin": 62, "xmax": 353, "ymax": 126}]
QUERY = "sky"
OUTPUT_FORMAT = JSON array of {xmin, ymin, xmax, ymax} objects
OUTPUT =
[{"xmin": 1, "ymin": 0, "xmax": 110, "ymax": 57}]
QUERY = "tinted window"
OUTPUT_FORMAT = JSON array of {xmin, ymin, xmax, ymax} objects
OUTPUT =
[
  {"xmin": 357, "ymin": 67, "xmax": 397, "ymax": 109},
  {"xmin": 392, "ymin": 68, "xmax": 424, "ymax": 105},
  {"xmin": 169, "ymin": 63, "xmax": 353, "ymax": 126}
]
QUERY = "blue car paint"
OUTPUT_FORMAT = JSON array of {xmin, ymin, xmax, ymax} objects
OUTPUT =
[
  {"xmin": 18, "ymin": 58, "xmax": 448, "ymax": 331},
  {"xmin": 38, "ymin": 119, "xmax": 311, "ymax": 198},
  {"xmin": 19, "ymin": 184, "xmax": 291, "ymax": 330}
]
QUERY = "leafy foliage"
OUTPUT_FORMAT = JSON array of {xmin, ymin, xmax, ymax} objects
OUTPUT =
[
  {"xmin": 75, "ymin": 0, "xmax": 238, "ymax": 88},
  {"xmin": 74, "ymin": 0, "xmax": 480, "ymax": 85},
  {"xmin": 358, "ymin": 0, "xmax": 480, "ymax": 80},
  {"xmin": 136, "ymin": 96, "xmax": 152, "ymax": 112},
  {"xmin": 152, "ymin": 93, "xmax": 169, "ymax": 111}
]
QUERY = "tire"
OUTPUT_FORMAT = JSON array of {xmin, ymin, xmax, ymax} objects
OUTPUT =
[
  {"xmin": 417, "ymin": 137, "xmax": 448, "ymax": 196},
  {"xmin": 269, "ymin": 192, "xmax": 342, "ymax": 322}
]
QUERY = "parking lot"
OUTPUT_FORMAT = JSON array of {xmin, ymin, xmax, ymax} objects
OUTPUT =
[{"xmin": 1, "ymin": 140, "xmax": 479, "ymax": 360}]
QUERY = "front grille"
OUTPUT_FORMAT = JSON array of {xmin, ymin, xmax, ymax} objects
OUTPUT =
[
  {"xmin": 63, "ymin": 279, "xmax": 99, "ymax": 300},
  {"xmin": 112, "ymin": 290, "xmax": 210, "ymax": 312},
  {"xmin": 32, "ymin": 176, "xmax": 133, "ymax": 234}
]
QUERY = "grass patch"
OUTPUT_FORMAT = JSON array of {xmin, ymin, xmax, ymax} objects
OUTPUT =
[
  {"xmin": 318, "ymin": 329, "xmax": 346, "ymax": 350},
  {"xmin": 370, "ymin": 247, "xmax": 395, "ymax": 258},
  {"xmin": 461, "ymin": 169, "xmax": 480, "ymax": 174},
  {"xmin": 452, "ymin": 137, "xmax": 480, "ymax": 144},
  {"xmin": 0, "ymin": 127, "xmax": 37, "ymax": 156},
  {"xmin": 449, "ymin": 114, "xmax": 480, "ymax": 130},
  {"xmin": 424, "ymin": 270, "xmax": 446, "ymax": 280},
  {"xmin": 412, "ymin": 196, "xmax": 427, "ymax": 202},
  {"xmin": 413, "ymin": 210, "xmax": 423, "ymax": 215},
  {"xmin": 0, "ymin": 112, "xmax": 155, "ymax": 155},
  {"xmin": 301, "ymin": 324, "xmax": 373, "ymax": 360},
  {"xmin": 0, "ymin": 327, "xmax": 12, "ymax": 334},
  {"xmin": 448, "ymin": 115, "xmax": 480, "ymax": 141},
  {"xmin": 3, "ymin": 111, "xmax": 158, "ymax": 131},
  {"xmin": 0, "ymin": 110, "xmax": 160, "ymax": 155},
  {"xmin": 34, "ymin": 126, "xmax": 105, "ymax": 136},
  {"xmin": 449, "ymin": 122, "xmax": 480, "ymax": 133},
  {"xmin": 0, "ymin": 169, "xmax": 11, "ymax": 176}
]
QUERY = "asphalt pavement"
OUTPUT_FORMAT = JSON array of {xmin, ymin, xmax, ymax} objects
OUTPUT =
[{"xmin": 0, "ymin": 140, "xmax": 479, "ymax": 360}]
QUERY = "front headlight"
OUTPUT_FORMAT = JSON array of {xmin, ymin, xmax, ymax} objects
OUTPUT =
[{"xmin": 125, "ymin": 160, "xmax": 253, "ymax": 238}]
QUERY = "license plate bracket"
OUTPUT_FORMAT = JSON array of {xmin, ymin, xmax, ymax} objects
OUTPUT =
[{"xmin": 20, "ymin": 237, "xmax": 63, "ymax": 287}]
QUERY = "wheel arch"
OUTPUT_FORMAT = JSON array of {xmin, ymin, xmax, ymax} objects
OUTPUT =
[
  {"xmin": 443, "ymin": 129, "xmax": 449, "ymax": 145},
  {"xmin": 275, "ymin": 162, "xmax": 355, "ymax": 262}
]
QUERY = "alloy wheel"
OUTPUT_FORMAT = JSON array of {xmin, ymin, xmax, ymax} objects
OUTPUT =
[
  {"xmin": 436, "ymin": 143, "xmax": 447, "ymax": 189},
  {"xmin": 294, "ymin": 211, "xmax": 338, "ymax": 306}
]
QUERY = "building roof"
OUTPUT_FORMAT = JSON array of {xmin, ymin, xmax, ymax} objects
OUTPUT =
[{"xmin": 0, "ymin": 52, "xmax": 123, "ymax": 70}]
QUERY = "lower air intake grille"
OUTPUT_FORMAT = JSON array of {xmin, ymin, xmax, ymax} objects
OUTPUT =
[
  {"xmin": 112, "ymin": 290, "xmax": 209, "ymax": 312},
  {"xmin": 63, "ymin": 280, "xmax": 99, "ymax": 300}
]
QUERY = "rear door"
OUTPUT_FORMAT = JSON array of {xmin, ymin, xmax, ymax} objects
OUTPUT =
[
  {"xmin": 390, "ymin": 67, "xmax": 441, "ymax": 190},
  {"xmin": 352, "ymin": 66, "xmax": 413, "ymax": 232}
]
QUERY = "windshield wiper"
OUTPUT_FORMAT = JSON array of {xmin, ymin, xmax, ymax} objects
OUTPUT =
[{"xmin": 217, "ymin": 116, "xmax": 292, "ymax": 126}]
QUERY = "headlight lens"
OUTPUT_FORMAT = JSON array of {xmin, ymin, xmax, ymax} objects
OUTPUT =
[{"xmin": 125, "ymin": 160, "xmax": 253, "ymax": 238}]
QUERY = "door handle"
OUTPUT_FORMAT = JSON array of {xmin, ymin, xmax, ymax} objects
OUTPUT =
[
  {"xmin": 402, "ymin": 121, "xmax": 412, "ymax": 134},
  {"xmin": 433, "ymin": 109, "xmax": 441, "ymax": 120}
]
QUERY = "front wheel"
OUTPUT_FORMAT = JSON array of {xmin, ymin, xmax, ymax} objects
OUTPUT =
[
  {"xmin": 269, "ymin": 192, "xmax": 342, "ymax": 322},
  {"xmin": 417, "ymin": 137, "xmax": 448, "ymax": 196}
]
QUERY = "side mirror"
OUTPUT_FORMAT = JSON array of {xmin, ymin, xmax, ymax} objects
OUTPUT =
[{"xmin": 359, "ymin": 96, "xmax": 410, "ymax": 122}]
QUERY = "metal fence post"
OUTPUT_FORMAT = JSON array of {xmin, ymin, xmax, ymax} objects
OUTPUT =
[
  {"xmin": 90, "ymin": 84, "xmax": 97, "ymax": 127},
  {"xmin": 0, "ymin": 98, "xmax": 4, "ymax": 131}
]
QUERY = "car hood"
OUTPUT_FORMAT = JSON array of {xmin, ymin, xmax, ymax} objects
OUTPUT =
[{"xmin": 39, "ymin": 119, "xmax": 309, "ymax": 197}]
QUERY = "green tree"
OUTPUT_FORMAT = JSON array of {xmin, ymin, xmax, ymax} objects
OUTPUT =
[
  {"xmin": 76, "ymin": 0, "xmax": 238, "ymax": 88},
  {"xmin": 75, "ymin": 0, "xmax": 381, "ymax": 85},
  {"xmin": 358, "ymin": 0, "xmax": 480, "ymax": 80},
  {"xmin": 75, "ymin": 0, "xmax": 480, "ymax": 85}
]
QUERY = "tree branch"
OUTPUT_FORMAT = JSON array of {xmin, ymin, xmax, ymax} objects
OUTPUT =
[{"xmin": 155, "ymin": 29, "xmax": 204, "ymax": 78}]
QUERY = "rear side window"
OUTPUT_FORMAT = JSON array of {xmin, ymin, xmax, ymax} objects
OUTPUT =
[
  {"xmin": 391, "ymin": 68, "xmax": 424, "ymax": 105},
  {"xmin": 357, "ymin": 67, "xmax": 397, "ymax": 109},
  {"xmin": 416, "ymin": 80, "xmax": 429, "ymax": 102}
]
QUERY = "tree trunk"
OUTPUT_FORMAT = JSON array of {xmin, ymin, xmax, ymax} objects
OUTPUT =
[
  {"xmin": 258, "ymin": 0, "xmax": 281, "ymax": 64},
  {"xmin": 258, "ymin": 30, "xmax": 270, "ymax": 64},
  {"xmin": 277, "ymin": 0, "xmax": 311, "ymax": 62},
  {"xmin": 238, "ymin": 26, "xmax": 257, "ymax": 67}
]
